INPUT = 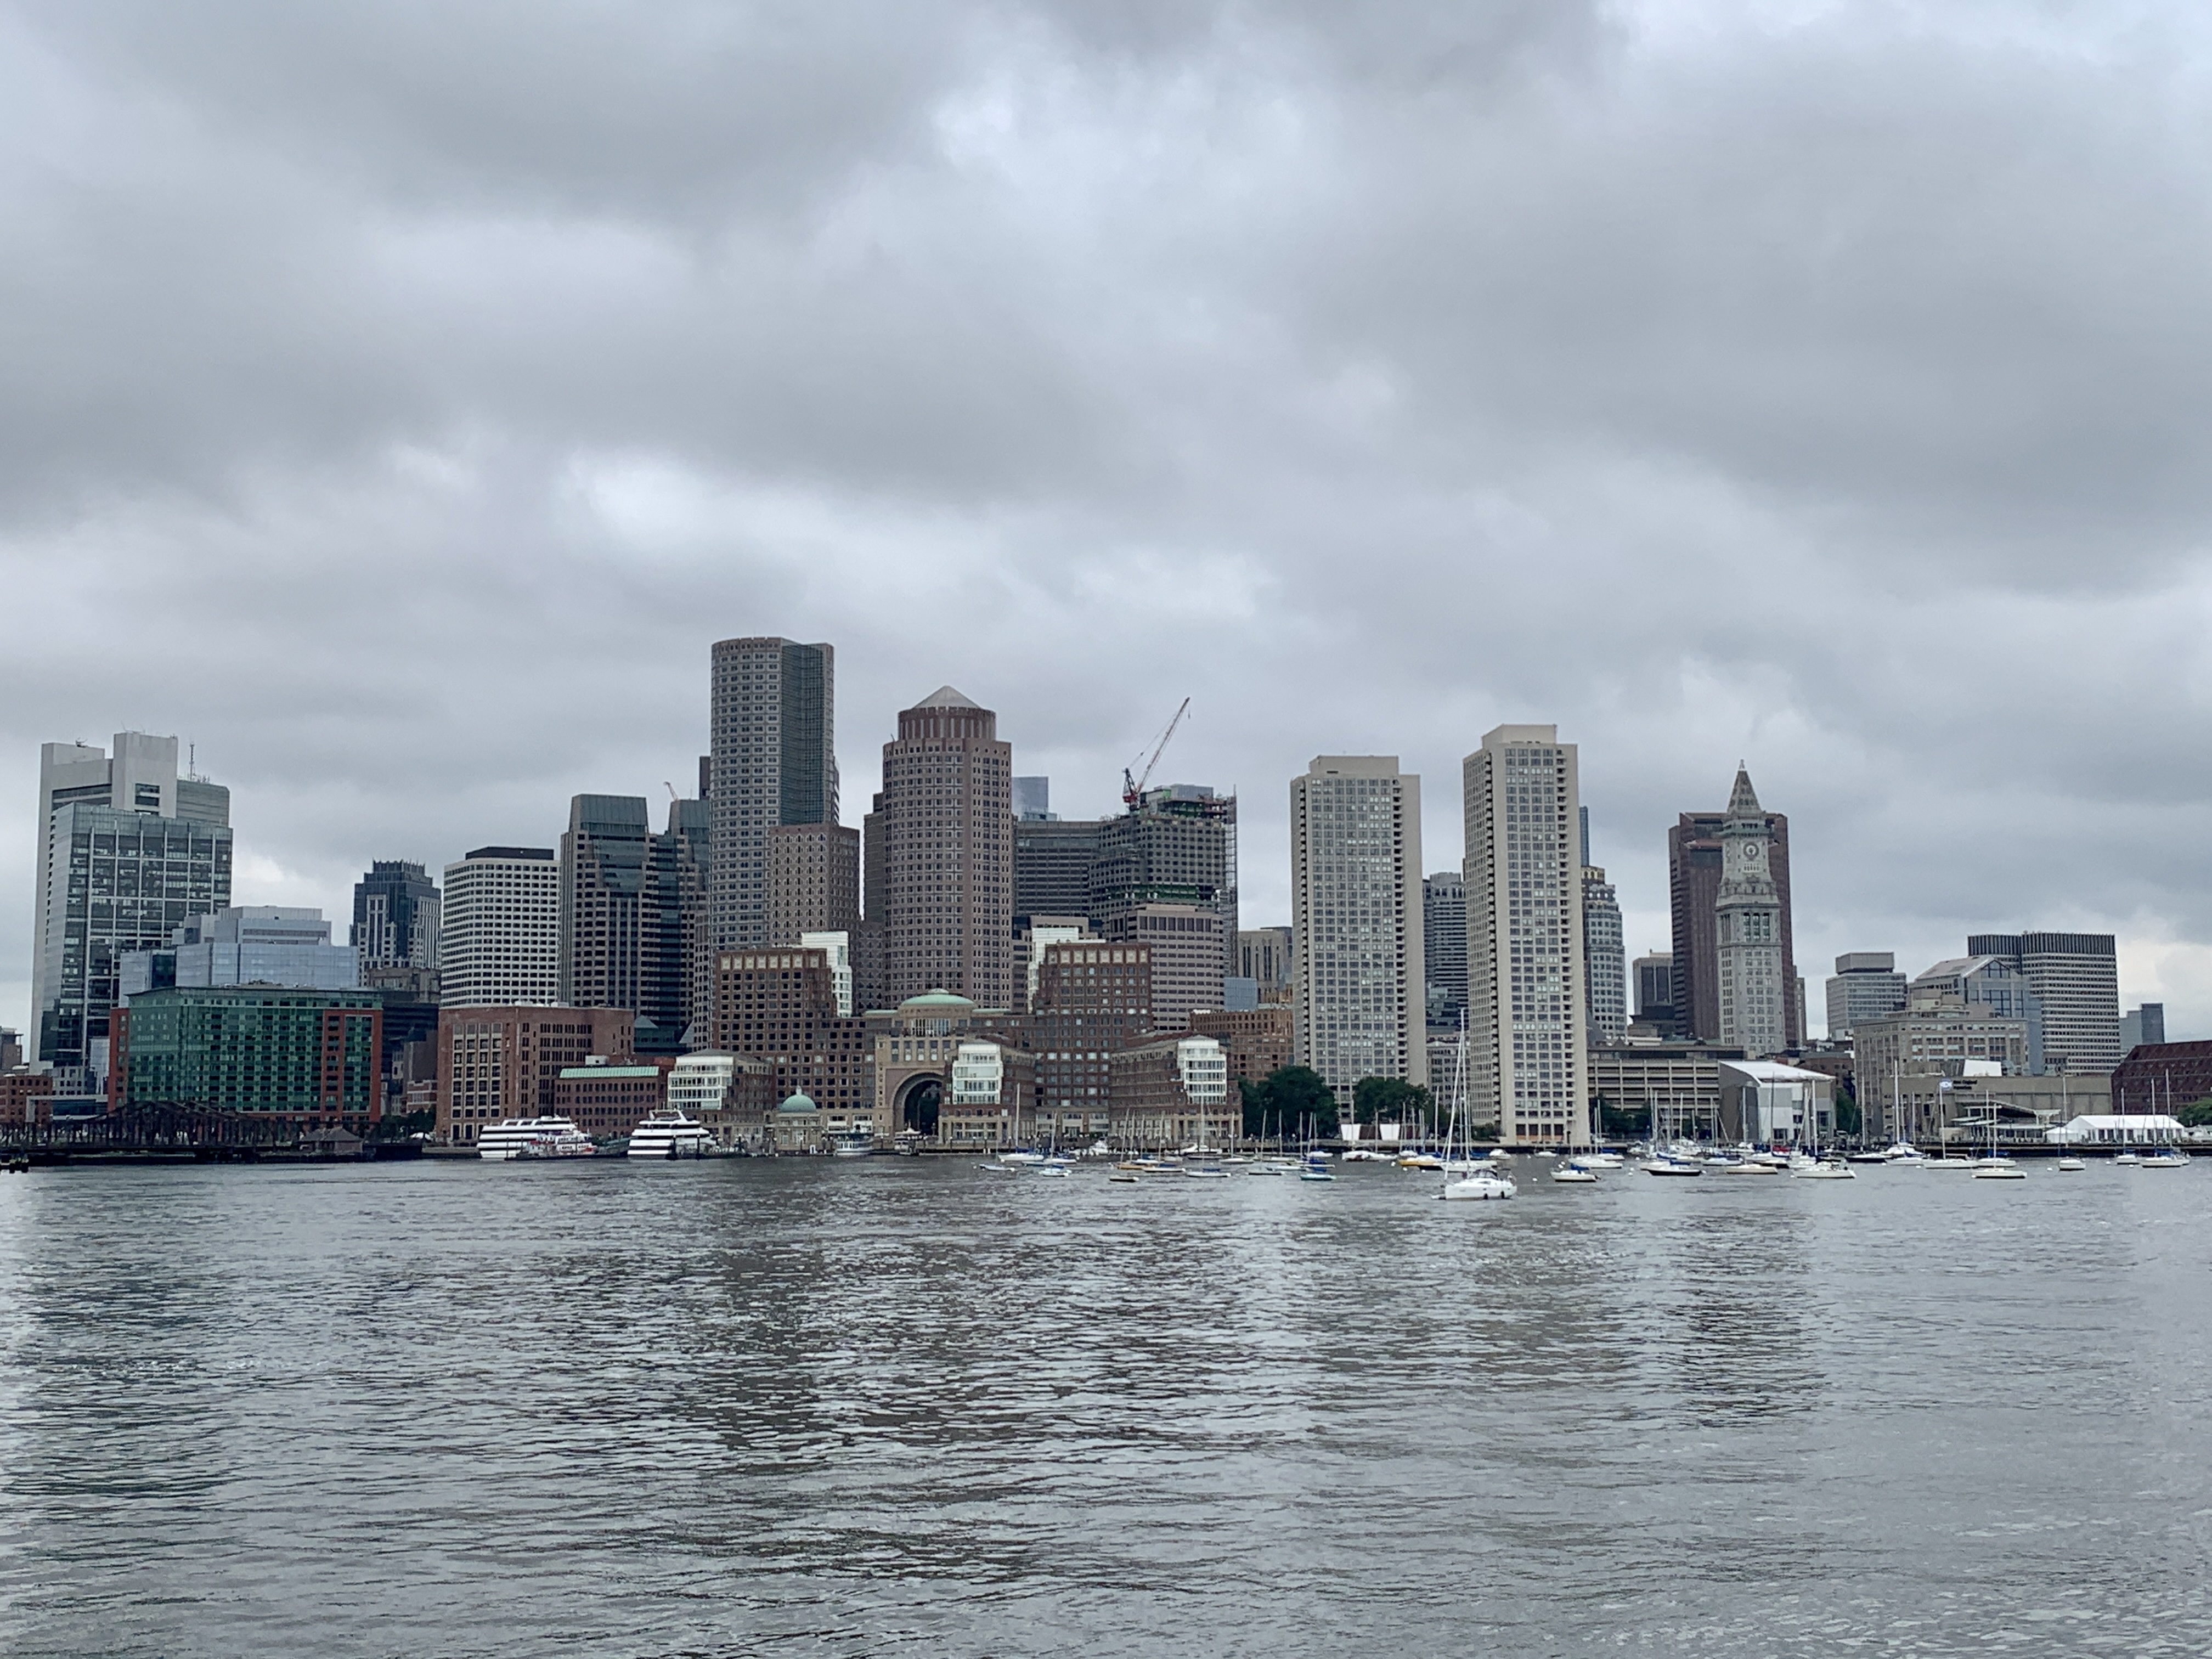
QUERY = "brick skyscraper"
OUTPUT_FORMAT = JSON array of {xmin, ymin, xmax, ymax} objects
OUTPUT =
[{"xmin": 879, "ymin": 687, "xmax": 1013, "ymax": 1007}]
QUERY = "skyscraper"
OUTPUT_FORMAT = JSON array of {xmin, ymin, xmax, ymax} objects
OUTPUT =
[
  {"xmin": 1290, "ymin": 755, "xmax": 1426, "ymax": 1105},
  {"xmin": 1581, "ymin": 865, "xmax": 1626, "ymax": 1044},
  {"xmin": 1014, "ymin": 816, "xmax": 1104, "ymax": 924},
  {"xmin": 1090, "ymin": 785, "xmax": 1237, "ymax": 972},
  {"xmin": 1013, "ymin": 776, "xmax": 1055, "ymax": 821},
  {"xmin": 1713, "ymin": 768, "xmax": 1787, "ymax": 1057},
  {"xmin": 1423, "ymin": 871, "xmax": 1469, "ymax": 1029},
  {"xmin": 440, "ymin": 847, "xmax": 559, "ymax": 1008},
  {"xmin": 1825, "ymin": 952, "xmax": 1905, "ymax": 1039},
  {"xmin": 1668, "ymin": 776, "xmax": 1800, "ymax": 1047},
  {"xmin": 708, "ymin": 637, "xmax": 837, "ymax": 951},
  {"xmin": 879, "ymin": 686, "xmax": 1014, "ymax": 1007},
  {"xmin": 351, "ymin": 861, "xmax": 439, "ymax": 972},
  {"xmin": 1965, "ymin": 932, "xmax": 2120, "ymax": 1073},
  {"xmin": 1632, "ymin": 951, "xmax": 1676, "ymax": 1029},
  {"xmin": 558, "ymin": 795, "xmax": 707, "ymax": 1047},
  {"xmin": 32, "ymin": 733, "xmax": 232, "ymax": 1069},
  {"xmin": 764, "ymin": 822, "xmax": 861, "ymax": 945},
  {"xmin": 1464, "ymin": 725, "xmax": 1588, "ymax": 1148}
]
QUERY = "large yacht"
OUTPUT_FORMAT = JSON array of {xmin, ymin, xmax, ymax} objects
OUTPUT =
[
  {"xmin": 477, "ymin": 1117, "xmax": 596, "ymax": 1160},
  {"xmin": 625, "ymin": 1110, "xmax": 716, "ymax": 1160}
]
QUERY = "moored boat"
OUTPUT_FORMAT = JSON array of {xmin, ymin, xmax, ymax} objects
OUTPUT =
[
  {"xmin": 625, "ymin": 1109, "xmax": 715, "ymax": 1159},
  {"xmin": 478, "ymin": 1117, "xmax": 595, "ymax": 1160}
]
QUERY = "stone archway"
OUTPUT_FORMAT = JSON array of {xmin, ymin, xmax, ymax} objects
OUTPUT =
[{"xmin": 898, "ymin": 1074, "xmax": 944, "ymax": 1138}]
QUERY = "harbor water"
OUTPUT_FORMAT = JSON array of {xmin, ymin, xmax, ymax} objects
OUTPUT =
[{"xmin": 1, "ymin": 1155, "xmax": 2208, "ymax": 1656}]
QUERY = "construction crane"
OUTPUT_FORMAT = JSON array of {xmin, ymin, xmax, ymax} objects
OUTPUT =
[{"xmin": 1122, "ymin": 697, "xmax": 1191, "ymax": 809}]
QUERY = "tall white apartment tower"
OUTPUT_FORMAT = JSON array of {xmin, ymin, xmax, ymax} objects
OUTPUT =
[
  {"xmin": 439, "ymin": 845, "xmax": 560, "ymax": 1007},
  {"xmin": 1464, "ymin": 725, "xmax": 1589, "ymax": 1148},
  {"xmin": 1290, "ymin": 757, "xmax": 1426, "ymax": 1108},
  {"xmin": 1714, "ymin": 766, "xmax": 1787, "ymax": 1057}
]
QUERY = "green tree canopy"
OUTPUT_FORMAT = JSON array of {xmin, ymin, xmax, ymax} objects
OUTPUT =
[
  {"xmin": 2177, "ymin": 1096, "xmax": 2212, "ymax": 1128},
  {"xmin": 1352, "ymin": 1076, "xmax": 1433, "ymax": 1127},
  {"xmin": 1243, "ymin": 1065, "xmax": 1341, "ymax": 1141}
]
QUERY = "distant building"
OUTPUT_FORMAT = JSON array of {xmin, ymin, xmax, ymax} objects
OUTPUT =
[
  {"xmin": 1669, "ymin": 781, "xmax": 1801, "ymax": 1049},
  {"xmin": 765, "ymin": 822, "xmax": 861, "ymax": 946},
  {"xmin": 441, "ymin": 847, "xmax": 559, "ymax": 1008},
  {"xmin": 0, "ymin": 1028, "xmax": 20, "ymax": 1072},
  {"xmin": 1633, "ymin": 951, "xmax": 1677, "ymax": 1032},
  {"xmin": 551, "ymin": 1058, "xmax": 678, "ymax": 1141},
  {"xmin": 2119, "ymin": 1003, "xmax": 2166, "ymax": 1054},
  {"xmin": 712, "ymin": 945, "xmax": 874, "ymax": 1135},
  {"xmin": 1423, "ymin": 871, "xmax": 1468, "ymax": 1028},
  {"xmin": 1464, "ymin": 725, "xmax": 1586, "ymax": 1147},
  {"xmin": 352, "ymin": 860, "xmax": 438, "ymax": 973},
  {"xmin": 870, "ymin": 988, "xmax": 1026, "ymax": 1144},
  {"xmin": 1825, "ymin": 951, "xmax": 1905, "ymax": 1039},
  {"xmin": 1029, "ymin": 940, "xmax": 1152, "ymax": 1142},
  {"xmin": 1014, "ymin": 818, "xmax": 1104, "ymax": 927},
  {"xmin": 1013, "ymin": 776, "xmax": 1056, "ymax": 821},
  {"xmin": 1966, "ymin": 932, "xmax": 2120, "ymax": 1073},
  {"xmin": 1850, "ymin": 988, "xmax": 2032, "ymax": 1141},
  {"xmin": 1018, "ymin": 916, "xmax": 1092, "ymax": 1011},
  {"xmin": 1237, "ymin": 927, "xmax": 1294, "ymax": 997},
  {"xmin": 111, "ymin": 986, "xmax": 382, "ymax": 1130},
  {"xmin": 799, "ymin": 930, "xmax": 856, "ymax": 1018},
  {"xmin": 879, "ymin": 687, "xmax": 1014, "ymax": 1007},
  {"xmin": 1111, "ymin": 902, "xmax": 1224, "ymax": 1031},
  {"xmin": 2111, "ymin": 1038, "xmax": 2209, "ymax": 1115},
  {"xmin": 709, "ymin": 636, "xmax": 838, "ymax": 951},
  {"xmin": 121, "ymin": 906, "xmax": 357, "ymax": 998},
  {"xmin": 1712, "ymin": 768, "xmax": 1788, "ymax": 1058},
  {"xmin": 1188, "ymin": 1005, "xmax": 1294, "ymax": 1091},
  {"xmin": 32, "ymin": 732, "xmax": 232, "ymax": 1070},
  {"xmin": 558, "ymin": 795, "xmax": 704, "ymax": 1049},
  {"xmin": 1716, "ymin": 1059, "xmax": 1835, "ymax": 1144},
  {"xmin": 435, "ymin": 1005, "xmax": 634, "ymax": 1147},
  {"xmin": 1581, "ymin": 866, "xmax": 1626, "ymax": 1045},
  {"xmin": 1913, "ymin": 955, "xmax": 2045, "ymax": 1074},
  {"xmin": 1588, "ymin": 1040, "xmax": 1746, "ymax": 1143},
  {"xmin": 1109, "ymin": 1035, "xmax": 1231, "ymax": 1149},
  {"xmin": 1090, "ymin": 785, "xmax": 1237, "ymax": 974},
  {"xmin": 1291, "ymin": 756, "xmax": 1426, "ymax": 1106}
]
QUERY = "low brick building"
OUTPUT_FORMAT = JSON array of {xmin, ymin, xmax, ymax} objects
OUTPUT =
[
  {"xmin": 1188, "ymin": 1005, "xmax": 1293, "ymax": 1089},
  {"xmin": 437, "ymin": 1005, "xmax": 635, "ymax": 1147},
  {"xmin": 1109, "ymin": 1035, "xmax": 1231, "ymax": 1149},
  {"xmin": 1, "ymin": 1072, "xmax": 56, "ymax": 1126},
  {"xmin": 551, "ymin": 1058, "xmax": 678, "ymax": 1139}
]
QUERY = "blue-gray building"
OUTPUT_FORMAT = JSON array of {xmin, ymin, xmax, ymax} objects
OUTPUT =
[
  {"xmin": 1914, "ymin": 955, "xmax": 2045, "ymax": 1074},
  {"xmin": 121, "ymin": 907, "xmax": 358, "ymax": 999}
]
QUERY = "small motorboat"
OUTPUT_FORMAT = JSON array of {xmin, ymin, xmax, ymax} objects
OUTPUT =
[
  {"xmin": 1550, "ymin": 1164, "xmax": 1599, "ymax": 1184},
  {"xmin": 1643, "ymin": 1156, "xmax": 1703, "ymax": 1177},
  {"xmin": 2056, "ymin": 1156, "xmax": 2087, "ymax": 1171},
  {"xmin": 1297, "ymin": 1165, "xmax": 1336, "ymax": 1183},
  {"xmin": 1397, "ymin": 1153, "xmax": 1444, "ymax": 1170},
  {"xmin": 1792, "ymin": 1159, "xmax": 1856, "ymax": 1180},
  {"xmin": 2114, "ymin": 1150, "xmax": 2141, "ymax": 1166},
  {"xmin": 1972, "ymin": 1157, "xmax": 2025, "ymax": 1180},
  {"xmin": 1883, "ymin": 1143, "xmax": 1926, "ymax": 1164},
  {"xmin": 1441, "ymin": 1169, "xmax": 1516, "ymax": 1200}
]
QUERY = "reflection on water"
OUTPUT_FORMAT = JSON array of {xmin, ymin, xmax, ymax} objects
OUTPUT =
[{"xmin": 1, "ymin": 1156, "xmax": 2209, "ymax": 1656}]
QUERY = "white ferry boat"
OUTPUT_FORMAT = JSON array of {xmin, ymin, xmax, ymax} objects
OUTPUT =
[
  {"xmin": 477, "ymin": 1117, "xmax": 596, "ymax": 1160},
  {"xmin": 625, "ymin": 1110, "xmax": 715, "ymax": 1160}
]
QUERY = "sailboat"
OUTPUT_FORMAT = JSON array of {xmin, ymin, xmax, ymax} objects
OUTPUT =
[
  {"xmin": 1969, "ymin": 1090, "xmax": 2024, "ymax": 1179},
  {"xmin": 1437, "ymin": 1020, "xmax": 1514, "ymax": 1200}
]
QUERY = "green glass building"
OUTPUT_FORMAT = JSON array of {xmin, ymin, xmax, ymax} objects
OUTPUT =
[{"xmin": 114, "ymin": 986, "xmax": 382, "ymax": 1125}]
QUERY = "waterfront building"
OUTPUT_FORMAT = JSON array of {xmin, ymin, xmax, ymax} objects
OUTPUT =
[
  {"xmin": 944, "ymin": 1037, "xmax": 1040, "ymax": 1148},
  {"xmin": 1850, "ymin": 988, "xmax": 2032, "ymax": 1141},
  {"xmin": 33, "ymin": 746, "xmax": 234, "ymax": 1073},
  {"xmin": 1716, "ymin": 1059, "xmax": 1835, "ymax": 1144},
  {"xmin": 1912, "ymin": 955, "xmax": 2045, "ymax": 1074},
  {"xmin": 1014, "ymin": 817, "xmax": 1103, "ymax": 927},
  {"xmin": 1582, "ymin": 866, "xmax": 1626, "ymax": 1045},
  {"xmin": 2119, "ymin": 1003, "xmax": 2166, "ymax": 1054},
  {"xmin": 1188, "ymin": 1005, "xmax": 1294, "ymax": 1090},
  {"xmin": 2109, "ymin": 1039, "xmax": 2208, "ymax": 1115},
  {"xmin": 1, "ymin": 1071, "xmax": 55, "ymax": 1127},
  {"xmin": 765, "ymin": 822, "xmax": 861, "ymax": 946},
  {"xmin": 711, "ymin": 945, "xmax": 874, "ymax": 1136},
  {"xmin": 1825, "ymin": 951, "xmax": 1905, "ymax": 1039},
  {"xmin": 868, "ymin": 988, "xmax": 1018, "ymax": 1141},
  {"xmin": 1110, "ymin": 902, "xmax": 1224, "ymax": 1031},
  {"xmin": 1013, "ymin": 776, "xmax": 1055, "ymax": 821},
  {"xmin": 878, "ymin": 687, "xmax": 1014, "ymax": 1007},
  {"xmin": 709, "ymin": 636, "xmax": 838, "ymax": 951},
  {"xmin": 1291, "ymin": 756, "xmax": 1426, "ymax": 1106},
  {"xmin": 1237, "ymin": 927, "xmax": 1294, "ymax": 999},
  {"xmin": 110, "ymin": 986, "xmax": 382, "ymax": 1129},
  {"xmin": 1108, "ymin": 1035, "xmax": 1231, "ymax": 1149},
  {"xmin": 550, "ymin": 1057, "xmax": 678, "ymax": 1140},
  {"xmin": 1587, "ymin": 1041, "xmax": 1746, "ymax": 1143},
  {"xmin": 1423, "ymin": 872, "xmax": 1468, "ymax": 1028},
  {"xmin": 1090, "ymin": 785, "xmax": 1237, "ymax": 973},
  {"xmin": 121, "ymin": 906, "xmax": 357, "ymax": 998},
  {"xmin": 1713, "ymin": 769, "xmax": 1788, "ymax": 1058},
  {"xmin": 440, "ymin": 847, "xmax": 558, "ymax": 1008},
  {"xmin": 1965, "ymin": 932, "xmax": 2120, "ymax": 1073},
  {"xmin": 1464, "ymin": 725, "xmax": 1588, "ymax": 1147},
  {"xmin": 351, "ymin": 860, "xmax": 438, "ymax": 975},
  {"xmin": 435, "ymin": 1005, "xmax": 634, "ymax": 1146},
  {"xmin": 1028, "ymin": 940, "xmax": 1152, "ymax": 1143},
  {"xmin": 1668, "ymin": 782, "xmax": 1801, "ymax": 1048},
  {"xmin": 1632, "ymin": 951, "xmax": 1677, "ymax": 1032}
]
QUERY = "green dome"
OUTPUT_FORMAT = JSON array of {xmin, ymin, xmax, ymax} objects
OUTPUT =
[
  {"xmin": 778, "ymin": 1091, "xmax": 817, "ymax": 1113},
  {"xmin": 900, "ymin": 988, "xmax": 975, "ymax": 1010}
]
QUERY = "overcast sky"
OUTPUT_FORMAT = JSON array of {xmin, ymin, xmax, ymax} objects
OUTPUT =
[{"xmin": 5, "ymin": 1, "xmax": 2210, "ymax": 1041}]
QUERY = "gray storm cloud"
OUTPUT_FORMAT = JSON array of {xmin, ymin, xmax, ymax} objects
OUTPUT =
[{"xmin": 4, "ymin": 0, "xmax": 2211, "ymax": 1032}]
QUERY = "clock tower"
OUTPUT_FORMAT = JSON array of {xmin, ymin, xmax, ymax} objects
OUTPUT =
[{"xmin": 1714, "ymin": 765, "xmax": 1786, "ymax": 1058}]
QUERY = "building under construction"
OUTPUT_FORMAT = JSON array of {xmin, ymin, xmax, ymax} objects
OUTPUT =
[{"xmin": 1088, "ymin": 784, "xmax": 1238, "ymax": 975}]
